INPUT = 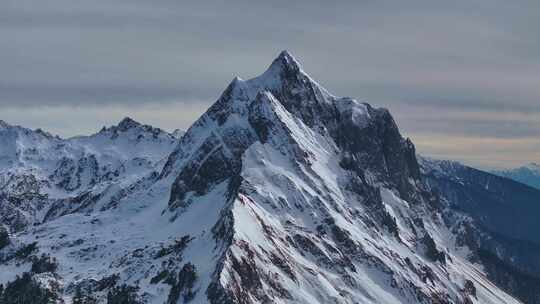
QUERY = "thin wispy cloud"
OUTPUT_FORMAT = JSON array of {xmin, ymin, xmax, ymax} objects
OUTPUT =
[{"xmin": 2, "ymin": 0, "xmax": 538, "ymax": 168}]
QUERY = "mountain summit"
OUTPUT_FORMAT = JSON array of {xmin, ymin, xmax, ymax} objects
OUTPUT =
[
  {"xmin": 117, "ymin": 116, "xmax": 142, "ymax": 131},
  {"xmin": 0, "ymin": 52, "xmax": 529, "ymax": 304}
]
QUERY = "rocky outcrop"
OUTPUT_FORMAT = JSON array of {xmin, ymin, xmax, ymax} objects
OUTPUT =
[{"xmin": 0, "ymin": 117, "xmax": 178, "ymax": 231}]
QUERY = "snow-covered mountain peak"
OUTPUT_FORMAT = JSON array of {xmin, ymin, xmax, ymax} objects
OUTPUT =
[
  {"xmin": 238, "ymin": 51, "xmax": 332, "ymax": 104},
  {"xmin": 92, "ymin": 116, "xmax": 176, "ymax": 146},
  {"xmin": 0, "ymin": 115, "xmax": 179, "ymax": 231},
  {"xmin": 0, "ymin": 120, "xmax": 54, "ymax": 138},
  {"xmin": 99, "ymin": 116, "xmax": 145, "ymax": 134},
  {"xmin": 0, "ymin": 52, "xmax": 528, "ymax": 304},
  {"xmin": 265, "ymin": 49, "xmax": 303, "ymax": 75},
  {"xmin": 163, "ymin": 51, "xmax": 419, "ymax": 195},
  {"xmin": 116, "ymin": 116, "xmax": 142, "ymax": 131},
  {"xmin": 154, "ymin": 53, "xmax": 520, "ymax": 304},
  {"xmin": 277, "ymin": 49, "xmax": 297, "ymax": 61}
]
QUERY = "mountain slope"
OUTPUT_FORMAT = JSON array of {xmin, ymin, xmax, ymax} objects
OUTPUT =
[
  {"xmin": 0, "ymin": 117, "xmax": 178, "ymax": 231},
  {"xmin": 420, "ymin": 158, "xmax": 540, "ymax": 303},
  {"xmin": 492, "ymin": 163, "xmax": 540, "ymax": 190},
  {"xmin": 0, "ymin": 52, "xmax": 522, "ymax": 304}
]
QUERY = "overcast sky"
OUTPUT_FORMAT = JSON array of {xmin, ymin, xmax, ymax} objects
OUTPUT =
[{"xmin": 2, "ymin": 0, "xmax": 539, "ymax": 169}]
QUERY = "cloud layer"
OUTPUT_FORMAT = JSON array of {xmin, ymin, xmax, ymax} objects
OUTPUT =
[{"xmin": 2, "ymin": 0, "xmax": 539, "ymax": 168}]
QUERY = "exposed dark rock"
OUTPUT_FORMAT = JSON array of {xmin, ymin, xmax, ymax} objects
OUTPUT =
[
  {"xmin": 31, "ymin": 253, "xmax": 58, "ymax": 274},
  {"xmin": 106, "ymin": 284, "xmax": 140, "ymax": 304},
  {"xmin": 0, "ymin": 225, "xmax": 9, "ymax": 250},
  {"xmin": 0, "ymin": 272, "xmax": 59, "ymax": 304},
  {"xmin": 335, "ymin": 104, "xmax": 420, "ymax": 200},
  {"xmin": 477, "ymin": 248, "xmax": 540, "ymax": 304},
  {"xmin": 268, "ymin": 252, "xmax": 296, "ymax": 282},
  {"xmin": 96, "ymin": 274, "xmax": 120, "ymax": 292},
  {"xmin": 44, "ymin": 191, "xmax": 103, "ymax": 222},
  {"xmin": 116, "ymin": 117, "xmax": 141, "ymax": 132},
  {"xmin": 422, "ymin": 233, "xmax": 446, "ymax": 264},
  {"xmin": 150, "ymin": 269, "xmax": 172, "ymax": 285},
  {"xmin": 14, "ymin": 242, "xmax": 38, "ymax": 260},
  {"xmin": 168, "ymin": 136, "xmax": 244, "ymax": 210},
  {"xmin": 155, "ymin": 235, "xmax": 192, "ymax": 259},
  {"xmin": 166, "ymin": 263, "xmax": 198, "ymax": 304},
  {"xmin": 462, "ymin": 279, "xmax": 476, "ymax": 298},
  {"xmin": 73, "ymin": 285, "xmax": 98, "ymax": 304}
]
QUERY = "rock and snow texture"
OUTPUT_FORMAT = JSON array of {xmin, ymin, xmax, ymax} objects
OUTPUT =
[
  {"xmin": 0, "ymin": 117, "xmax": 178, "ymax": 231},
  {"xmin": 0, "ymin": 51, "xmax": 524, "ymax": 304}
]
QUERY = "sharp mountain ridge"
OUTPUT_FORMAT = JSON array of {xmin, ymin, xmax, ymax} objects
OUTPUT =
[{"xmin": 0, "ymin": 51, "xmax": 534, "ymax": 304}]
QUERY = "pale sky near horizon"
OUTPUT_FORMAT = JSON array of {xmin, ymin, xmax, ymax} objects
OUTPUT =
[{"xmin": 2, "ymin": 0, "xmax": 539, "ymax": 169}]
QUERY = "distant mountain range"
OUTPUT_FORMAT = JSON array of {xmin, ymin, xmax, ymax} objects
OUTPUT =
[
  {"xmin": 1, "ymin": 51, "xmax": 538, "ymax": 304},
  {"xmin": 492, "ymin": 163, "xmax": 540, "ymax": 190}
]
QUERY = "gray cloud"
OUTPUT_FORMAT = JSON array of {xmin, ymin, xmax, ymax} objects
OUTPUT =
[{"xmin": 1, "ymin": 0, "xmax": 538, "ymax": 168}]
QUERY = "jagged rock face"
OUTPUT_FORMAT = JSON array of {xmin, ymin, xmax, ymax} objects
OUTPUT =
[
  {"xmin": 165, "ymin": 51, "xmax": 421, "ymax": 214},
  {"xmin": 335, "ymin": 101, "xmax": 421, "ymax": 200},
  {"xmin": 159, "ymin": 52, "xmax": 520, "ymax": 304},
  {"xmin": 0, "ymin": 225, "xmax": 9, "ymax": 249},
  {"xmin": 0, "ymin": 118, "xmax": 178, "ymax": 231},
  {"xmin": 0, "ymin": 52, "xmax": 526, "ymax": 304}
]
